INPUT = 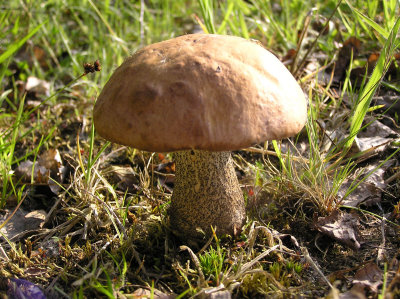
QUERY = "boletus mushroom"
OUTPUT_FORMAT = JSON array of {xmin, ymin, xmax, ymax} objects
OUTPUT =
[{"xmin": 93, "ymin": 34, "xmax": 307, "ymax": 240}]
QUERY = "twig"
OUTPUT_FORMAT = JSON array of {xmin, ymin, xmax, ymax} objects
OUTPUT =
[
  {"xmin": 0, "ymin": 193, "xmax": 27, "ymax": 230},
  {"xmin": 132, "ymin": 247, "xmax": 150, "ymax": 278},
  {"xmin": 301, "ymin": 246, "xmax": 333, "ymax": 289},
  {"xmin": 386, "ymin": 170, "xmax": 400, "ymax": 184},
  {"xmin": 180, "ymin": 245, "xmax": 207, "ymax": 288},
  {"xmin": 290, "ymin": 8, "xmax": 316, "ymax": 73},
  {"xmin": 197, "ymin": 233, "xmax": 215, "ymax": 255},
  {"xmin": 377, "ymin": 203, "xmax": 386, "ymax": 264}
]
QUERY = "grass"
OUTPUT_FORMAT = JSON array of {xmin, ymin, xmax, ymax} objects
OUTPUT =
[{"xmin": 1, "ymin": 0, "xmax": 400, "ymax": 297}]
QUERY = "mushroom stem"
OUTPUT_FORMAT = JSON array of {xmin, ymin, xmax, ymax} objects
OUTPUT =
[{"xmin": 169, "ymin": 150, "xmax": 245, "ymax": 239}]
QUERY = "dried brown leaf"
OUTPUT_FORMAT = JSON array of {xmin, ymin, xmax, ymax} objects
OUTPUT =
[
  {"xmin": 0, "ymin": 209, "xmax": 46, "ymax": 241},
  {"xmin": 338, "ymin": 180, "xmax": 381, "ymax": 207},
  {"xmin": 338, "ymin": 159, "xmax": 396, "ymax": 207},
  {"xmin": 315, "ymin": 210, "xmax": 361, "ymax": 250},
  {"xmin": 103, "ymin": 164, "xmax": 140, "ymax": 192},
  {"xmin": 13, "ymin": 149, "xmax": 66, "ymax": 194},
  {"xmin": 333, "ymin": 37, "xmax": 362, "ymax": 82},
  {"xmin": 338, "ymin": 288, "xmax": 366, "ymax": 299},
  {"xmin": 131, "ymin": 287, "xmax": 175, "ymax": 298},
  {"xmin": 351, "ymin": 262, "xmax": 382, "ymax": 295}
]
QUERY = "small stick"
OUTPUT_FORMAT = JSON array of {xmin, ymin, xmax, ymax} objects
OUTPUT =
[
  {"xmin": 301, "ymin": 246, "xmax": 333, "ymax": 289},
  {"xmin": 180, "ymin": 245, "xmax": 207, "ymax": 288}
]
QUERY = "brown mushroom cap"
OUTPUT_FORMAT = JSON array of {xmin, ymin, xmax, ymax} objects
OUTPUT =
[{"xmin": 94, "ymin": 34, "xmax": 307, "ymax": 152}]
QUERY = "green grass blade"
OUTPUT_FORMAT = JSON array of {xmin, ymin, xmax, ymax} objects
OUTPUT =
[
  {"xmin": 347, "ymin": 1, "xmax": 389, "ymax": 39},
  {"xmin": 0, "ymin": 22, "xmax": 45, "ymax": 64},
  {"xmin": 217, "ymin": 1, "xmax": 235, "ymax": 34},
  {"xmin": 344, "ymin": 17, "xmax": 400, "ymax": 149},
  {"xmin": 272, "ymin": 140, "xmax": 287, "ymax": 173},
  {"xmin": 238, "ymin": 10, "xmax": 249, "ymax": 39},
  {"xmin": 198, "ymin": 0, "xmax": 217, "ymax": 34}
]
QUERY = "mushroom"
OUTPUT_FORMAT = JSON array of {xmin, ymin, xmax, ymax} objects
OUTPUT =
[{"xmin": 93, "ymin": 34, "xmax": 307, "ymax": 240}]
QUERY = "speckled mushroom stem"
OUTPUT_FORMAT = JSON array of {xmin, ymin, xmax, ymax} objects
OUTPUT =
[{"xmin": 169, "ymin": 150, "xmax": 245, "ymax": 240}]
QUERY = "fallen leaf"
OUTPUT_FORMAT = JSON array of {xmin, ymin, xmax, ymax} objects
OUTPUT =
[
  {"xmin": 315, "ymin": 210, "xmax": 361, "ymax": 250},
  {"xmin": 372, "ymin": 95, "xmax": 400, "ymax": 118},
  {"xmin": 15, "ymin": 44, "xmax": 50, "ymax": 69},
  {"xmin": 35, "ymin": 238, "xmax": 61, "ymax": 259},
  {"xmin": 326, "ymin": 285, "xmax": 366, "ymax": 299},
  {"xmin": 207, "ymin": 290, "xmax": 231, "ymax": 298},
  {"xmin": 0, "ymin": 209, "xmax": 46, "ymax": 241},
  {"xmin": 367, "ymin": 52, "xmax": 400, "ymax": 79},
  {"xmin": 351, "ymin": 51, "xmax": 400, "ymax": 85},
  {"xmin": 130, "ymin": 287, "xmax": 175, "ymax": 298},
  {"xmin": 311, "ymin": 14, "xmax": 333, "ymax": 36},
  {"xmin": 337, "ymin": 288, "xmax": 366, "ymax": 299},
  {"xmin": 338, "ymin": 180, "xmax": 381, "ymax": 207},
  {"xmin": 338, "ymin": 159, "xmax": 396, "ymax": 207},
  {"xmin": 14, "ymin": 149, "xmax": 66, "ymax": 194},
  {"xmin": 333, "ymin": 37, "xmax": 362, "ymax": 82},
  {"xmin": 352, "ymin": 119, "xmax": 398, "ymax": 155},
  {"xmin": 351, "ymin": 262, "xmax": 382, "ymax": 295},
  {"xmin": 354, "ymin": 136, "xmax": 391, "ymax": 154},
  {"xmin": 158, "ymin": 153, "xmax": 166, "ymax": 161},
  {"xmin": 281, "ymin": 48, "xmax": 297, "ymax": 64},
  {"xmin": 347, "ymin": 119, "xmax": 399, "ymax": 158},
  {"xmin": 358, "ymin": 119, "xmax": 398, "ymax": 139},
  {"xmin": 14, "ymin": 160, "xmax": 46, "ymax": 183},
  {"xmin": 103, "ymin": 164, "xmax": 140, "ymax": 192},
  {"xmin": 156, "ymin": 161, "xmax": 175, "ymax": 173}
]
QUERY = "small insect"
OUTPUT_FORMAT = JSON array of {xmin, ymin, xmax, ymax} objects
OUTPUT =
[{"xmin": 83, "ymin": 59, "xmax": 101, "ymax": 74}]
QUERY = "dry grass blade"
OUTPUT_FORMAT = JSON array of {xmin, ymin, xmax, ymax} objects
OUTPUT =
[
  {"xmin": 233, "ymin": 245, "xmax": 279, "ymax": 280},
  {"xmin": 1, "ymin": 0, "xmax": 400, "ymax": 297},
  {"xmin": 301, "ymin": 247, "xmax": 333, "ymax": 289},
  {"xmin": 0, "ymin": 193, "xmax": 27, "ymax": 231},
  {"xmin": 84, "ymin": 190, "xmax": 128, "ymax": 239},
  {"xmin": 180, "ymin": 245, "xmax": 207, "ymax": 288}
]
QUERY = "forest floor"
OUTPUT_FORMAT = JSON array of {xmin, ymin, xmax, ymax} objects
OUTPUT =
[{"xmin": 1, "ymin": 1, "xmax": 400, "ymax": 298}]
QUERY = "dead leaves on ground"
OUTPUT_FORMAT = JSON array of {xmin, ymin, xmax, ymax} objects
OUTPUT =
[
  {"xmin": 328, "ymin": 262, "xmax": 383, "ymax": 299},
  {"xmin": 337, "ymin": 158, "xmax": 396, "ymax": 208},
  {"xmin": 350, "ymin": 263, "xmax": 383, "ymax": 296},
  {"xmin": 0, "ymin": 150, "xmax": 67, "ymax": 245},
  {"xmin": 13, "ymin": 149, "xmax": 66, "ymax": 194},
  {"xmin": 321, "ymin": 36, "xmax": 400, "ymax": 86},
  {"xmin": 278, "ymin": 32, "xmax": 400, "ymax": 299},
  {"xmin": 314, "ymin": 210, "xmax": 361, "ymax": 250},
  {"xmin": 0, "ymin": 209, "xmax": 46, "ymax": 242}
]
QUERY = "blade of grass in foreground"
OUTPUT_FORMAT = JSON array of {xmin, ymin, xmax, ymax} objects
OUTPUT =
[
  {"xmin": 344, "ymin": 17, "xmax": 400, "ymax": 150},
  {"xmin": 346, "ymin": 0, "xmax": 390, "ymax": 41},
  {"xmin": 0, "ymin": 22, "xmax": 44, "ymax": 64}
]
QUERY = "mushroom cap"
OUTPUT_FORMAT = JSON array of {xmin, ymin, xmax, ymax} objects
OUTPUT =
[{"xmin": 94, "ymin": 34, "xmax": 307, "ymax": 152}]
